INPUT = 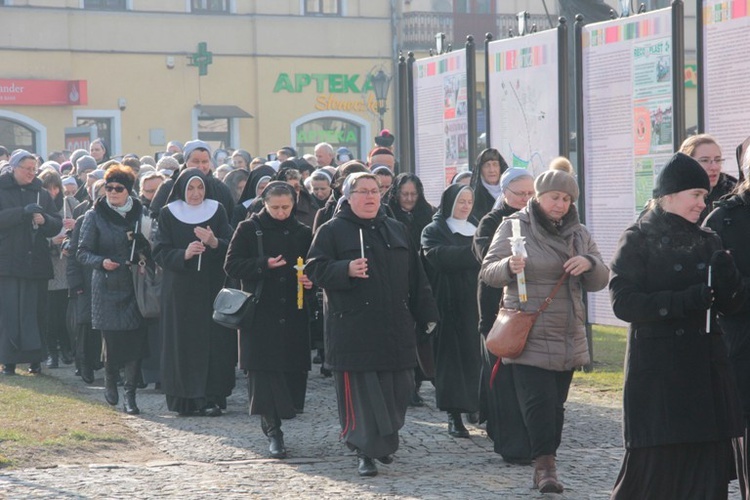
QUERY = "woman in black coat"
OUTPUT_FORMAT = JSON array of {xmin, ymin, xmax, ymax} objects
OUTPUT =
[
  {"xmin": 306, "ymin": 172, "xmax": 439, "ymax": 477},
  {"xmin": 704, "ymin": 175, "xmax": 750, "ymax": 477},
  {"xmin": 154, "ymin": 168, "xmax": 236, "ymax": 417},
  {"xmin": 471, "ymin": 167, "xmax": 534, "ymax": 460},
  {"xmin": 77, "ymin": 165, "xmax": 146, "ymax": 414},
  {"xmin": 0, "ymin": 150, "xmax": 63, "ymax": 375},
  {"xmin": 469, "ymin": 148, "xmax": 509, "ymax": 222},
  {"xmin": 609, "ymin": 153, "xmax": 748, "ymax": 499},
  {"xmin": 385, "ymin": 173, "xmax": 436, "ymax": 405},
  {"xmin": 421, "ymin": 184, "xmax": 481, "ymax": 438},
  {"xmin": 225, "ymin": 182, "xmax": 313, "ymax": 459}
]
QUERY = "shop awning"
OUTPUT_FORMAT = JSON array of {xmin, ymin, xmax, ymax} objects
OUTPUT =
[{"xmin": 195, "ymin": 105, "xmax": 253, "ymax": 119}]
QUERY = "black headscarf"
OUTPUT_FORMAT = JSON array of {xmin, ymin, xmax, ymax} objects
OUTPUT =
[
  {"xmin": 385, "ymin": 173, "xmax": 435, "ymax": 247},
  {"xmin": 256, "ymin": 181, "xmax": 299, "ymax": 228},
  {"xmin": 167, "ymin": 168, "xmax": 212, "ymax": 204},
  {"xmin": 238, "ymin": 165, "xmax": 275, "ymax": 205}
]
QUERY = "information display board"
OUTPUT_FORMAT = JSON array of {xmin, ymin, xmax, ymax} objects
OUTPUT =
[
  {"xmin": 412, "ymin": 50, "xmax": 469, "ymax": 206},
  {"xmin": 581, "ymin": 8, "xmax": 674, "ymax": 326},
  {"xmin": 487, "ymin": 28, "xmax": 560, "ymax": 176}
]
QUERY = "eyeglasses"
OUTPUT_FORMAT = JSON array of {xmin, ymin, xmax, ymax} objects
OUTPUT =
[
  {"xmin": 351, "ymin": 189, "xmax": 380, "ymax": 197},
  {"xmin": 105, "ymin": 185, "xmax": 126, "ymax": 193},
  {"xmin": 697, "ymin": 157, "xmax": 725, "ymax": 166},
  {"xmin": 506, "ymin": 188, "xmax": 535, "ymax": 198}
]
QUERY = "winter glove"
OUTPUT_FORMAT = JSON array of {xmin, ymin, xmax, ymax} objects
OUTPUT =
[
  {"xmin": 23, "ymin": 203, "xmax": 44, "ymax": 215},
  {"xmin": 680, "ymin": 283, "xmax": 713, "ymax": 312},
  {"xmin": 710, "ymin": 250, "xmax": 742, "ymax": 304}
]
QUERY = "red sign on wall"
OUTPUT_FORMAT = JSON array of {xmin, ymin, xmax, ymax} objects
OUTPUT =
[{"xmin": 0, "ymin": 79, "xmax": 88, "ymax": 106}]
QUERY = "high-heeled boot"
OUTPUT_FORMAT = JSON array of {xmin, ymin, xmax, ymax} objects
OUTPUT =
[
  {"xmin": 122, "ymin": 360, "xmax": 141, "ymax": 415},
  {"xmin": 104, "ymin": 362, "xmax": 119, "ymax": 406}
]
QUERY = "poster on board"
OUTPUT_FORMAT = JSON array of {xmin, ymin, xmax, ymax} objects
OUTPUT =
[
  {"xmin": 702, "ymin": 0, "xmax": 750, "ymax": 176},
  {"xmin": 412, "ymin": 50, "xmax": 469, "ymax": 206},
  {"xmin": 487, "ymin": 28, "xmax": 559, "ymax": 177},
  {"xmin": 581, "ymin": 8, "xmax": 673, "ymax": 326}
]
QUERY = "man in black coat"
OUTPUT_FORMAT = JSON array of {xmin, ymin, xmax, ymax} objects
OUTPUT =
[
  {"xmin": 0, "ymin": 150, "xmax": 63, "ymax": 375},
  {"xmin": 306, "ymin": 172, "xmax": 438, "ymax": 477},
  {"xmin": 149, "ymin": 140, "xmax": 235, "ymax": 219}
]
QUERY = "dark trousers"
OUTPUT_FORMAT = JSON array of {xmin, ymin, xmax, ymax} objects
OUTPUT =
[
  {"xmin": 512, "ymin": 364, "xmax": 574, "ymax": 458},
  {"xmin": 45, "ymin": 289, "xmax": 70, "ymax": 355}
]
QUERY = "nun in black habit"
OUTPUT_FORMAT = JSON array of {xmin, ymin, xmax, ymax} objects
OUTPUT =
[
  {"xmin": 469, "ymin": 148, "xmax": 509, "ymax": 222},
  {"xmin": 231, "ymin": 165, "xmax": 275, "ymax": 227},
  {"xmin": 420, "ymin": 184, "xmax": 481, "ymax": 438},
  {"xmin": 225, "ymin": 182, "xmax": 313, "ymax": 459},
  {"xmin": 153, "ymin": 168, "xmax": 237, "ymax": 416}
]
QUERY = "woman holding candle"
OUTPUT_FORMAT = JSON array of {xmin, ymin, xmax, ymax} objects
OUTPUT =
[
  {"xmin": 225, "ymin": 181, "xmax": 313, "ymax": 459},
  {"xmin": 77, "ymin": 164, "xmax": 147, "ymax": 413},
  {"xmin": 306, "ymin": 172, "xmax": 439, "ymax": 477},
  {"xmin": 154, "ymin": 168, "xmax": 236, "ymax": 417},
  {"xmin": 610, "ymin": 153, "xmax": 747, "ymax": 499},
  {"xmin": 479, "ymin": 168, "xmax": 608, "ymax": 493},
  {"xmin": 420, "ymin": 184, "xmax": 481, "ymax": 438}
]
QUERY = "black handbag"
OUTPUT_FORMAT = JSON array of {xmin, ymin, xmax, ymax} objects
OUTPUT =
[{"xmin": 212, "ymin": 222, "xmax": 264, "ymax": 330}]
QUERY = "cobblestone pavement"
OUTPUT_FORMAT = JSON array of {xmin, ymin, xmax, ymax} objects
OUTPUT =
[{"xmin": 0, "ymin": 365, "xmax": 742, "ymax": 499}]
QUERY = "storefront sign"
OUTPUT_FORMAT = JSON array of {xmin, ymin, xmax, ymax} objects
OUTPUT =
[
  {"xmin": 0, "ymin": 79, "xmax": 88, "ymax": 106},
  {"xmin": 64, "ymin": 126, "xmax": 96, "ymax": 151},
  {"xmin": 274, "ymin": 72, "xmax": 379, "ymax": 114}
]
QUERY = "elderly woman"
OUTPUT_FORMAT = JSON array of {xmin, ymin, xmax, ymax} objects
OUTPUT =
[
  {"xmin": 385, "ymin": 173, "xmax": 436, "ymax": 405},
  {"xmin": 225, "ymin": 181, "xmax": 313, "ymax": 459},
  {"xmin": 0, "ymin": 150, "xmax": 63, "ymax": 375},
  {"xmin": 469, "ymin": 148, "xmax": 509, "ymax": 221},
  {"xmin": 306, "ymin": 172, "xmax": 439, "ymax": 477},
  {"xmin": 471, "ymin": 167, "xmax": 535, "ymax": 456},
  {"xmin": 77, "ymin": 165, "xmax": 147, "ymax": 413},
  {"xmin": 421, "ymin": 184, "xmax": 480, "ymax": 437},
  {"xmin": 678, "ymin": 134, "xmax": 737, "ymax": 223},
  {"xmin": 154, "ymin": 168, "xmax": 236, "ymax": 417},
  {"xmin": 479, "ymin": 169, "xmax": 608, "ymax": 493},
  {"xmin": 611, "ymin": 153, "xmax": 747, "ymax": 499}
]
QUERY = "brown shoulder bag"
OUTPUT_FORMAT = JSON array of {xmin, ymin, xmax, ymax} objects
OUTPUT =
[{"xmin": 485, "ymin": 272, "xmax": 568, "ymax": 359}]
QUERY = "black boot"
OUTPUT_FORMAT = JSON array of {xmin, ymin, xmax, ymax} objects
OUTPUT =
[
  {"xmin": 80, "ymin": 364, "xmax": 95, "ymax": 384},
  {"xmin": 104, "ymin": 362, "xmax": 119, "ymax": 406},
  {"xmin": 123, "ymin": 360, "xmax": 141, "ymax": 415},
  {"xmin": 261, "ymin": 414, "xmax": 286, "ymax": 458},
  {"xmin": 357, "ymin": 450, "xmax": 378, "ymax": 477},
  {"xmin": 28, "ymin": 362, "xmax": 41, "ymax": 374},
  {"xmin": 409, "ymin": 381, "xmax": 425, "ymax": 407},
  {"xmin": 448, "ymin": 412, "xmax": 470, "ymax": 438},
  {"xmin": 1, "ymin": 364, "xmax": 16, "ymax": 376}
]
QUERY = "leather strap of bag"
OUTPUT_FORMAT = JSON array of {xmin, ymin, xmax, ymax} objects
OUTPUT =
[{"xmin": 535, "ymin": 272, "xmax": 569, "ymax": 314}]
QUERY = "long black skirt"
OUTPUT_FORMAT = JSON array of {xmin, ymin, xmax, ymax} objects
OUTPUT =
[
  {"xmin": 0, "ymin": 277, "xmax": 46, "ymax": 364},
  {"xmin": 482, "ymin": 343, "xmax": 532, "ymax": 463},
  {"xmin": 140, "ymin": 318, "xmax": 161, "ymax": 385},
  {"xmin": 247, "ymin": 370, "xmax": 308, "ymax": 420},
  {"xmin": 611, "ymin": 439, "xmax": 748, "ymax": 499},
  {"xmin": 333, "ymin": 369, "xmax": 413, "ymax": 460},
  {"xmin": 101, "ymin": 327, "xmax": 148, "ymax": 367}
]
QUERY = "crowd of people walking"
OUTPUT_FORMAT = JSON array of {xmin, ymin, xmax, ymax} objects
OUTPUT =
[{"xmin": 1, "ymin": 130, "xmax": 750, "ymax": 498}]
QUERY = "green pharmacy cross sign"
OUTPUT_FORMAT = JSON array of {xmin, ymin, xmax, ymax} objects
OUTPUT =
[{"xmin": 188, "ymin": 42, "xmax": 213, "ymax": 76}]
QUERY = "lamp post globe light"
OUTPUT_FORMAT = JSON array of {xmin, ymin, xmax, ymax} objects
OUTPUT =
[{"xmin": 371, "ymin": 69, "xmax": 391, "ymax": 131}]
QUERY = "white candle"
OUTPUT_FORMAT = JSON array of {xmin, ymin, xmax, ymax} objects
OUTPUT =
[
  {"xmin": 359, "ymin": 228, "xmax": 365, "ymax": 260},
  {"xmin": 197, "ymin": 252, "xmax": 202, "ymax": 271},
  {"xmin": 509, "ymin": 219, "xmax": 528, "ymax": 303},
  {"xmin": 706, "ymin": 265, "xmax": 712, "ymax": 333}
]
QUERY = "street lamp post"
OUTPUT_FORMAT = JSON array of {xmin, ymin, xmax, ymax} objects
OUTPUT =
[{"xmin": 371, "ymin": 69, "xmax": 391, "ymax": 132}]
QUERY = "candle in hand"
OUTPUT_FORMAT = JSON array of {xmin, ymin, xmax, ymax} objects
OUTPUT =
[
  {"xmin": 509, "ymin": 219, "xmax": 528, "ymax": 303},
  {"xmin": 294, "ymin": 257, "xmax": 305, "ymax": 310}
]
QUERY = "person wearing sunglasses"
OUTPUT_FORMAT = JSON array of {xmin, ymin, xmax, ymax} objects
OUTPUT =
[
  {"xmin": 0, "ymin": 149, "xmax": 63, "ymax": 376},
  {"xmin": 77, "ymin": 164, "xmax": 148, "ymax": 415},
  {"xmin": 679, "ymin": 134, "xmax": 737, "ymax": 223}
]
